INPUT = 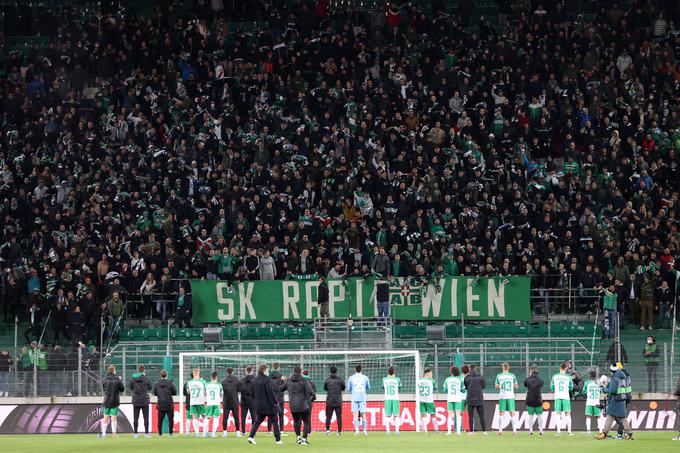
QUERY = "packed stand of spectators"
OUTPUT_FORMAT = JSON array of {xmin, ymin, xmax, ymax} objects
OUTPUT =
[{"xmin": 0, "ymin": 0, "xmax": 678, "ymax": 351}]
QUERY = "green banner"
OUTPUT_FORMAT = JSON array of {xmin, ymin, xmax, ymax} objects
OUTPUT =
[{"xmin": 190, "ymin": 276, "xmax": 531, "ymax": 324}]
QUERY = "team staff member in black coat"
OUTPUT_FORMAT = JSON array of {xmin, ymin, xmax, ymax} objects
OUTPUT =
[
  {"xmin": 524, "ymin": 366, "xmax": 545, "ymax": 435},
  {"xmin": 248, "ymin": 364, "xmax": 282, "ymax": 445},
  {"xmin": 100, "ymin": 365, "xmax": 125, "ymax": 438},
  {"xmin": 268, "ymin": 362, "xmax": 286, "ymax": 435},
  {"xmin": 464, "ymin": 364, "xmax": 486, "ymax": 433},
  {"xmin": 239, "ymin": 366, "xmax": 257, "ymax": 437},
  {"xmin": 282, "ymin": 366, "xmax": 315, "ymax": 445},
  {"xmin": 323, "ymin": 366, "xmax": 345, "ymax": 434},
  {"xmin": 130, "ymin": 365, "xmax": 153, "ymax": 438},
  {"xmin": 153, "ymin": 370, "xmax": 177, "ymax": 436},
  {"xmin": 221, "ymin": 367, "xmax": 241, "ymax": 436}
]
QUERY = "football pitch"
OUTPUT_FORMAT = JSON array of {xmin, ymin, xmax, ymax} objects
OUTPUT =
[{"xmin": 1, "ymin": 432, "xmax": 678, "ymax": 453}]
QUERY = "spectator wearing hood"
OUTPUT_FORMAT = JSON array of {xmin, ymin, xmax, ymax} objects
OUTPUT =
[
  {"xmin": 153, "ymin": 369, "xmax": 177, "ymax": 436},
  {"xmin": 129, "ymin": 365, "xmax": 153, "ymax": 437},
  {"xmin": 281, "ymin": 366, "xmax": 315, "ymax": 445}
]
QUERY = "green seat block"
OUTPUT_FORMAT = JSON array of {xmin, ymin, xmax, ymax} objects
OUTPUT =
[
  {"xmin": 131, "ymin": 329, "xmax": 146, "ymax": 341},
  {"xmin": 257, "ymin": 327, "xmax": 273, "ymax": 339},
  {"xmin": 120, "ymin": 329, "xmax": 133, "ymax": 341},
  {"xmin": 243, "ymin": 326, "xmax": 259, "ymax": 340},
  {"xmin": 445, "ymin": 324, "xmax": 461, "ymax": 338},
  {"xmin": 189, "ymin": 328, "xmax": 203, "ymax": 341},
  {"xmin": 464, "ymin": 325, "xmax": 486, "ymax": 337},
  {"xmin": 271, "ymin": 326, "xmax": 287, "ymax": 339},
  {"xmin": 287, "ymin": 327, "xmax": 302, "ymax": 339}
]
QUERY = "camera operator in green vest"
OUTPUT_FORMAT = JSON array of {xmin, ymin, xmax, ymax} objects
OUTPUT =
[
  {"xmin": 27, "ymin": 341, "xmax": 48, "ymax": 395},
  {"xmin": 597, "ymin": 363, "xmax": 633, "ymax": 440}
]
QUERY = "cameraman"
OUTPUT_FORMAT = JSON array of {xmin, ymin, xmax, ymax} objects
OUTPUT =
[{"xmin": 597, "ymin": 364, "xmax": 633, "ymax": 440}]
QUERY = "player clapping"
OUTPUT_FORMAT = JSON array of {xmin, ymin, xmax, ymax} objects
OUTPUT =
[
  {"xmin": 186, "ymin": 368, "xmax": 207, "ymax": 437},
  {"xmin": 382, "ymin": 367, "xmax": 401, "ymax": 435},
  {"xmin": 583, "ymin": 371, "xmax": 605, "ymax": 435},
  {"xmin": 443, "ymin": 366, "xmax": 465, "ymax": 435},
  {"xmin": 418, "ymin": 369, "xmax": 439, "ymax": 434},
  {"xmin": 348, "ymin": 364, "xmax": 370, "ymax": 436},
  {"xmin": 551, "ymin": 363, "xmax": 574, "ymax": 436},
  {"xmin": 495, "ymin": 362, "xmax": 518, "ymax": 435},
  {"xmin": 205, "ymin": 372, "xmax": 222, "ymax": 437}
]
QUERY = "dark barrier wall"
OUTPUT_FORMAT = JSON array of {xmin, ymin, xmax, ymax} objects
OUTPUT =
[{"xmin": 0, "ymin": 400, "xmax": 675, "ymax": 433}]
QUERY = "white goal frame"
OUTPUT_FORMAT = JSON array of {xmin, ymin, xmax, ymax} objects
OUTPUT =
[{"xmin": 178, "ymin": 349, "xmax": 422, "ymax": 434}]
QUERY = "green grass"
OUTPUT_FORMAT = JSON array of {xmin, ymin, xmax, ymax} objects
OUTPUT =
[{"xmin": 0, "ymin": 432, "xmax": 677, "ymax": 453}]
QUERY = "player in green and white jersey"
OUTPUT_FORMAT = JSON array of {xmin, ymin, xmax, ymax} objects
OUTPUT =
[
  {"xmin": 550, "ymin": 363, "xmax": 574, "ymax": 436},
  {"xmin": 205, "ymin": 372, "xmax": 223, "ymax": 437},
  {"xmin": 443, "ymin": 366, "xmax": 465, "ymax": 435},
  {"xmin": 382, "ymin": 367, "xmax": 401, "ymax": 435},
  {"xmin": 494, "ymin": 362, "xmax": 518, "ymax": 434},
  {"xmin": 186, "ymin": 368, "xmax": 207, "ymax": 437},
  {"xmin": 417, "ymin": 369, "xmax": 439, "ymax": 433},
  {"xmin": 583, "ymin": 370, "xmax": 604, "ymax": 435}
]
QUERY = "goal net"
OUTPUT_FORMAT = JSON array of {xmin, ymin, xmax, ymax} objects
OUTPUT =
[{"xmin": 179, "ymin": 350, "xmax": 422, "ymax": 435}]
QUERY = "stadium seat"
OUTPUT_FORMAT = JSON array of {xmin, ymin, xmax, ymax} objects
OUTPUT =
[
  {"xmin": 300, "ymin": 327, "xmax": 314, "ymax": 340},
  {"xmin": 287, "ymin": 327, "xmax": 302, "ymax": 339},
  {"xmin": 189, "ymin": 328, "xmax": 203, "ymax": 341},
  {"xmin": 146, "ymin": 328, "xmax": 162, "ymax": 341},
  {"xmin": 257, "ymin": 326, "xmax": 273, "ymax": 339},
  {"xmin": 529, "ymin": 324, "xmax": 549, "ymax": 337},
  {"xmin": 222, "ymin": 326, "xmax": 238, "ymax": 340},
  {"xmin": 270, "ymin": 326, "xmax": 287, "ymax": 339},
  {"xmin": 242, "ymin": 326, "xmax": 259, "ymax": 340},
  {"xmin": 175, "ymin": 328, "xmax": 191, "ymax": 340},
  {"xmin": 119, "ymin": 329, "xmax": 133, "ymax": 341},
  {"xmin": 513, "ymin": 324, "xmax": 530, "ymax": 336},
  {"xmin": 445, "ymin": 324, "xmax": 461, "ymax": 338},
  {"xmin": 131, "ymin": 329, "xmax": 146, "ymax": 341},
  {"xmin": 398, "ymin": 324, "xmax": 427, "ymax": 339},
  {"xmin": 463, "ymin": 325, "xmax": 486, "ymax": 338}
]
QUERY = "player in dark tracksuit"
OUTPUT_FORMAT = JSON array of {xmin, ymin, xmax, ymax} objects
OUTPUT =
[
  {"xmin": 324, "ymin": 366, "xmax": 345, "ymax": 434},
  {"xmin": 239, "ymin": 367, "xmax": 257, "ymax": 436},
  {"xmin": 268, "ymin": 364, "xmax": 286, "ymax": 434},
  {"xmin": 221, "ymin": 367, "xmax": 241, "ymax": 435}
]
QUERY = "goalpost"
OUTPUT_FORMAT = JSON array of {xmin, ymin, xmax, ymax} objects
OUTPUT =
[{"xmin": 179, "ymin": 349, "xmax": 422, "ymax": 435}]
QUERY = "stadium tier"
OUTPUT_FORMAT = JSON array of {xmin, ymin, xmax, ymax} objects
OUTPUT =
[{"xmin": 0, "ymin": 0, "xmax": 679, "ymax": 443}]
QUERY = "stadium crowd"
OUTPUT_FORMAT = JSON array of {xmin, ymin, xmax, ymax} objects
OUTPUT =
[{"xmin": 0, "ymin": 0, "xmax": 679, "ymax": 348}]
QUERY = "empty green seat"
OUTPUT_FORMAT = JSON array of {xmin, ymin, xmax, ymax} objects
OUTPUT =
[
  {"xmin": 270, "ymin": 326, "xmax": 287, "ymax": 339},
  {"xmin": 395, "ymin": 324, "xmax": 426, "ymax": 339},
  {"xmin": 222, "ymin": 327, "xmax": 238, "ymax": 340},
  {"xmin": 119, "ymin": 329, "xmax": 133, "ymax": 341},
  {"xmin": 445, "ymin": 324, "xmax": 461, "ymax": 338},
  {"xmin": 131, "ymin": 329, "xmax": 146, "ymax": 341},
  {"xmin": 513, "ymin": 324, "xmax": 529, "ymax": 336},
  {"xmin": 463, "ymin": 325, "xmax": 485, "ymax": 337},
  {"xmin": 530, "ymin": 324, "xmax": 548, "ymax": 337},
  {"xmin": 242, "ymin": 326, "xmax": 259, "ymax": 340},
  {"xmin": 287, "ymin": 327, "xmax": 302, "ymax": 339},
  {"xmin": 257, "ymin": 327, "xmax": 273, "ymax": 339},
  {"xmin": 175, "ymin": 328, "xmax": 191, "ymax": 340},
  {"xmin": 145, "ymin": 328, "xmax": 162, "ymax": 341},
  {"xmin": 188, "ymin": 328, "xmax": 203, "ymax": 341}
]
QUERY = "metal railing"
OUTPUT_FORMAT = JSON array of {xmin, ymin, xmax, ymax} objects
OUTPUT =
[
  {"xmin": 98, "ymin": 337, "xmax": 601, "ymax": 393},
  {"xmin": 2, "ymin": 345, "xmax": 102, "ymax": 397},
  {"xmin": 529, "ymin": 287, "xmax": 602, "ymax": 318},
  {"xmin": 313, "ymin": 317, "xmax": 392, "ymax": 348},
  {"xmin": 1, "ymin": 331, "xmax": 675, "ymax": 397}
]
